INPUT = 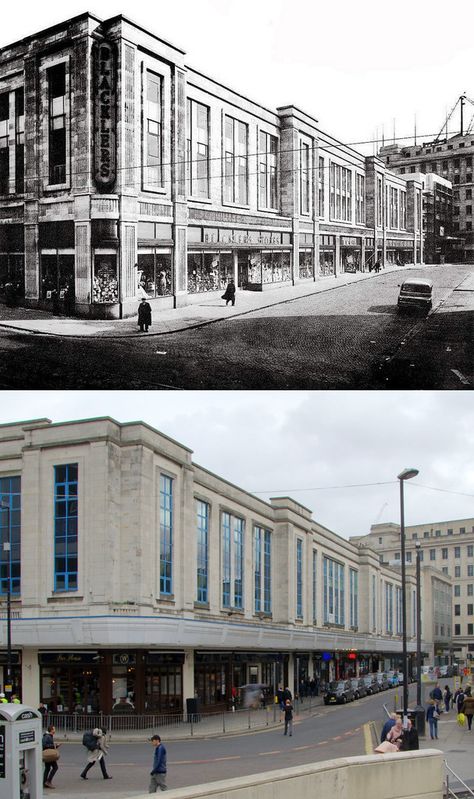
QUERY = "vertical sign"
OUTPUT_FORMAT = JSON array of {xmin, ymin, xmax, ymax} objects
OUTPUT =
[
  {"xmin": 94, "ymin": 41, "xmax": 117, "ymax": 192},
  {"xmin": 0, "ymin": 724, "xmax": 5, "ymax": 779}
]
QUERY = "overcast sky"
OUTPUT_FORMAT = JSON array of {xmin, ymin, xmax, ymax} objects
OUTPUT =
[
  {"xmin": 3, "ymin": 0, "xmax": 474, "ymax": 152},
  {"xmin": 1, "ymin": 391, "xmax": 472, "ymax": 538}
]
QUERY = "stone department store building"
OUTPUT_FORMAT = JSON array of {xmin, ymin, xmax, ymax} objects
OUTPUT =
[
  {"xmin": 0, "ymin": 417, "xmax": 449, "ymax": 714},
  {"xmin": 0, "ymin": 13, "xmax": 423, "ymax": 319}
]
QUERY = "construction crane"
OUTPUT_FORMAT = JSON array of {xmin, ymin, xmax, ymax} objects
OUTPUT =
[
  {"xmin": 373, "ymin": 502, "xmax": 388, "ymax": 525},
  {"xmin": 433, "ymin": 94, "xmax": 474, "ymax": 142}
]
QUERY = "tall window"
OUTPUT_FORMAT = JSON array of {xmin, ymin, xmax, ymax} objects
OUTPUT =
[
  {"xmin": 0, "ymin": 476, "xmax": 21, "ymax": 596},
  {"xmin": 259, "ymin": 132, "xmax": 277, "ymax": 209},
  {"xmin": 395, "ymin": 586, "xmax": 402, "ymax": 634},
  {"xmin": 296, "ymin": 539, "xmax": 303, "ymax": 618},
  {"xmin": 224, "ymin": 116, "xmax": 248, "ymax": 204},
  {"xmin": 355, "ymin": 174, "xmax": 365, "ymax": 224},
  {"xmin": 300, "ymin": 142, "xmax": 310, "ymax": 214},
  {"xmin": 312, "ymin": 549, "xmax": 317, "ymax": 623},
  {"xmin": 0, "ymin": 93, "xmax": 9, "ymax": 195},
  {"xmin": 15, "ymin": 88, "xmax": 24, "ymax": 194},
  {"xmin": 186, "ymin": 100, "xmax": 209, "ymax": 198},
  {"xmin": 254, "ymin": 526, "xmax": 272, "ymax": 614},
  {"xmin": 54, "ymin": 464, "xmax": 78, "ymax": 592},
  {"xmin": 377, "ymin": 176, "xmax": 383, "ymax": 227},
  {"xmin": 48, "ymin": 64, "xmax": 66, "ymax": 185},
  {"xmin": 349, "ymin": 568, "xmax": 358, "ymax": 627},
  {"xmin": 323, "ymin": 556, "xmax": 345, "ymax": 625},
  {"xmin": 372, "ymin": 574, "xmax": 376, "ymax": 630},
  {"xmin": 389, "ymin": 187, "xmax": 399, "ymax": 228},
  {"xmin": 160, "ymin": 475, "xmax": 173, "ymax": 595},
  {"xmin": 385, "ymin": 582, "xmax": 393, "ymax": 633},
  {"xmin": 145, "ymin": 72, "xmax": 162, "ymax": 188},
  {"xmin": 329, "ymin": 163, "xmax": 352, "ymax": 221},
  {"xmin": 221, "ymin": 512, "xmax": 244, "ymax": 608},
  {"xmin": 400, "ymin": 190, "xmax": 407, "ymax": 229},
  {"xmin": 318, "ymin": 156, "xmax": 325, "ymax": 218},
  {"xmin": 196, "ymin": 500, "xmax": 209, "ymax": 603}
]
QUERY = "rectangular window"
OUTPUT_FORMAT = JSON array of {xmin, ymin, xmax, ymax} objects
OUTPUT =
[
  {"xmin": 48, "ymin": 63, "xmax": 66, "ymax": 185},
  {"xmin": 389, "ymin": 187, "xmax": 399, "ymax": 228},
  {"xmin": 145, "ymin": 71, "xmax": 162, "ymax": 189},
  {"xmin": 196, "ymin": 500, "xmax": 209, "ymax": 603},
  {"xmin": 330, "ymin": 163, "xmax": 352, "ymax": 221},
  {"xmin": 400, "ymin": 191, "xmax": 407, "ymax": 229},
  {"xmin": 296, "ymin": 538, "xmax": 303, "ymax": 618},
  {"xmin": 356, "ymin": 174, "xmax": 365, "ymax": 224},
  {"xmin": 468, "ymin": 584, "xmax": 473, "ymax": 596},
  {"xmin": 221, "ymin": 512, "xmax": 245, "ymax": 608},
  {"xmin": 0, "ymin": 92, "xmax": 10, "ymax": 195},
  {"xmin": 259, "ymin": 131, "xmax": 278, "ymax": 209},
  {"xmin": 455, "ymin": 546, "xmax": 461, "ymax": 558},
  {"xmin": 454, "ymin": 585, "xmax": 461, "ymax": 597},
  {"xmin": 323, "ymin": 556, "xmax": 345, "ymax": 625},
  {"xmin": 469, "ymin": 624, "xmax": 474, "ymax": 636},
  {"xmin": 377, "ymin": 176, "xmax": 383, "ymax": 227},
  {"xmin": 15, "ymin": 89, "xmax": 24, "ymax": 194},
  {"xmin": 395, "ymin": 586, "xmax": 402, "ymax": 634},
  {"xmin": 455, "ymin": 566, "xmax": 461, "ymax": 578},
  {"xmin": 160, "ymin": 474, "xmax": 173, "ymax": 595},
  {"xmin": 186, "ymin": 99, "xmax": 210, "ymax": 198},
  {"xmin": 312, "ymin": 549, "xmax": 317, "ymax": 623},
  {"xmin": 0, "ymin": 476, "xmax": 21, "ymax": 596},
  {"xmin": 385, "ymin": 582, "xmax": 393, "ymax": 633},
  {"xmin": 430, "ymin": 549, "xmax": 436, "ymax": 560},
  {"xmin": 349, "ymin": 568, "xmax": 358, "ymax": 627},
  {"xmin": 318, "ymin": 156, "xmax": 325, "ymax": 217},
  {"xmin": 442, "ymin": 548, "xmax": 448, "ymax": 559},
  {"xmin": 254, "ymin": 525, "xmax": 272, "ymax": 614},
  {"xmin": 468, "ymin": 604, "xmax": 473, "ymax": 616},
  {"xmin": 300, "ymin": 141, "xmax": 310, "ymax": 214},
  {"xmin": 372, "ymin": 574, "xmax": 376, "ymax": 630},
  {"xmin": 455, "ymin": 624, "xmax": 461, "ymax": 635},
  {"xmin": 468, "ymin": 545, "xmax": 474, "ymax": 557},
  {"xmin": 54, "ymin": 464, "xmax": 78, "ymax": 592},
  {"xmin": 454, "ymin": 604, "xmax": 461, "ymax": 616},
  {"xmin": 406, "ymin": 551, "xmax": 412, "ymax": 563},
  {"xmin": 224, "ymin": 116, "xmax": 248, "ymax": 205},
  {"xmin": 468, "ymin": 565, "xmax": 474, "ymax": 578}
]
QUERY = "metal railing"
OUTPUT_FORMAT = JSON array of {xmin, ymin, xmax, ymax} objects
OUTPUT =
[{"xmin": 445, "ymin": 760, "xmax": 474, "ymax": 799}]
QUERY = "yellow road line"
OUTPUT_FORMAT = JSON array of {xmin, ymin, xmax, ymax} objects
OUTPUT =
[{"xmin": 363, "ymin": 722, "xmax": 374, "ymax": 754}]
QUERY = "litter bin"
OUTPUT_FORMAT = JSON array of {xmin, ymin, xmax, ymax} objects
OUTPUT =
[
  {"xmin": 408, "ymin": 705, "xmax": 425, "ymax": 737},
  {"xmin": 186, "ymin": 697, "xmax": 201, "ymax": 723}
]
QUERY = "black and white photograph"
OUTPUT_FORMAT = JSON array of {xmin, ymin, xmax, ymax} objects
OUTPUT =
[{"xmin": 0, "ymin": 0, "xmax": 472, "ymax": 388}]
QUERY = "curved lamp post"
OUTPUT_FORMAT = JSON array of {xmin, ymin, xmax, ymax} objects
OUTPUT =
[{"xmin": 398, "ymin": 468, "xmax": 419, "ymax": 729}]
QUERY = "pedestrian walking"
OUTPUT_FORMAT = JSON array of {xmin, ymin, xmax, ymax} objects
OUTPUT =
[
  {"xmin": 455, "ymin": 686, "xmax": 465, "ymax": 713},
  {"xmin": 80, "ymin": 728, "xmax": 112, "ymax": 780},
  {"xmin": 430, "ymin": 682, "xmax": 443, "ymax": 712},
  {"xmin": 138, "ymin": 297, "xmax": 152, "ymax": 332},
  {"xmin": 42, "ymin": 724, "xmax": 61, "ymax": 789},
  {"xmin": 221, "ymin": 279, "xmax": 236, "ymax": 306},
  {"xmin": 461, "ymin": 686, "xmax": 474, "ymax": 731},
  {"xmin": 426, "ymin": 699, "xmax": 439, "ymax": 740},
  {"xmin": 443, "ymin": 684, "xmax": 452, "ymax": 713},
  {"xmin": 283, "ymin": 699, "xmax": 293, "ymax": 736},
  {"xmin": 149, "ymin": 734, "xmax": 167, "ymax": 792}
]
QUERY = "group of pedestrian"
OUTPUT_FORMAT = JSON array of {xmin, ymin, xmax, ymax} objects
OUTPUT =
[
  {"xmin": 136, "ymin": 278, "xmax": 237, "ymax": 334},
  {"xmin": 41, "ymin": 725, "xmax": 168, "ymax": 793},
  {"xmin": 379, "ymin": 713, "xmax": 419, "ymax": 752}
]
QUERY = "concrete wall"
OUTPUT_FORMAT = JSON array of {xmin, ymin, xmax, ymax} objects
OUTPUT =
[{"xmin": 130, "ymin": 750, "xmax": 444, "ymax": 799}]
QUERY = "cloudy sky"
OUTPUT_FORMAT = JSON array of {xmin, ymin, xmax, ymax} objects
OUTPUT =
[
  {"xmin": 1, "ymin": 391, "xmax": 472, "ymax": 538},
  {"xmin": 2, "ymin": 0, "xmax": 474, "ymax": 151}
]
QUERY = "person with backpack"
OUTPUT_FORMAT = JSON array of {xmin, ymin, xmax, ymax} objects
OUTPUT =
[{"xmin": 80, "ymin": 728, "xmax": 112, "ymax": 780}]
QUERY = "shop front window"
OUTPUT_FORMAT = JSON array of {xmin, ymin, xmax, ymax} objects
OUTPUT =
[
  {"xmin": 261, "ymin": 252, "xmax": 291, "ymax": 284},
  {"xmin": 93, "ymin": 254, "xmax": 118, "ymax": 303},
  {"xmin": 40, "ymin": 254, "xmax": 74, "ymax": 299},
  {"xmin": 137, "ymin": 251, "xmax": 172, "ymax": 297},
  {"xmin": 187, "ymin": 251, "xmax": 233, "ymax": 293},
  {"xmin": 195, "ymin": 661, "xmax": 228, "ymax": 706},
  {"xmin": 319, "ymin": 250, "xmax": 335, "ymax": 276},
  {"xmin": 299, "ymin": 250, "xmax": 314, "ymax": 278},
  {"xmin": 145, "ymin": 665, "xmax": 182, "ymax": 714},
  {"xmin": 40, "ymin": 665, "xmax": 100, "ymax": 713},
  {"xmin": 112, "ymin": 665, "xmax": 136, "ymax": 710},
  {"xmin": 341, "ymin": 250, "xmax": 360, "ymax": 273}
]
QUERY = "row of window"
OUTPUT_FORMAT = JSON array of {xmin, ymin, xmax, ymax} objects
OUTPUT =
[
  {"xmin": 454, "ymin": 584, "xmax": 474, "ymax": 597},
  {"xmin": 455, "ymin": 623, "xmax": 474, "ymax": 636},
  {"xmin": 395, "ymin": 544, "xmax": 474, "ymax": 562},
  {"xmin": 410, "ymin": 525, "xmax": 473, "ymax": 539},
  {"xmin": 455, "ymin": 604, "xmax": 474, "ymax": 616}
]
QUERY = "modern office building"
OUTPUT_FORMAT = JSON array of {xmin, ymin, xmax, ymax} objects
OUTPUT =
[
  {"xmin": 0, "ymin": 416, "xmax": 441, "ymax": 714},
  {"xmin": 0, "ymin": 13, "xmax": 422, "ymax": 319},
  {"xmin": 380, "ymin": 131, "xmax": 474, "ymax": 262},
  {"xmin": 352, "ymin": 518, "xmax": 473, "ymax": 666}
]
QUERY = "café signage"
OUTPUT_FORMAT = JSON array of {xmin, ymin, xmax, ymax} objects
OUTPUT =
[{"xmin": 94, "ymin": 41, "xmax": 117, "ymax": 192}]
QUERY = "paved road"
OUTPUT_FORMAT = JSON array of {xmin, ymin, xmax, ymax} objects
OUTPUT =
[
  {"xmin": 0, "ymin": 264, "xmax": 470, "ymax": 389},
  {"xmin": 45, "ymin": 684, "xmax": 420, "ymax": 798}
]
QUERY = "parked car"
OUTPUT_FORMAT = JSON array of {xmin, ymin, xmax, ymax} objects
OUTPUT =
[
  {"xmin": 350, "ymin": 678, "xmax": 367, "ymax": 699},
  {"xmin": 386, "ymin": 670, "xmax": 400, "ymax": 686},
  {"xmin": 375, "ymin": 673, "xmax": 390, "ymax": 691},
  {"xmin": 324, "ymin": 680, "xmax": 355, "ymax": 705},
  {"xmin": 361, "ymin": 675, "xmax": 379, "ymax": 695},
  {"xmin": 397, "ymin": 278, "xmax": 433, "ymax": 313}
]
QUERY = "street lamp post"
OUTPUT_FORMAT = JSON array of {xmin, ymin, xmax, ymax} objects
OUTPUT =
[
  {"xmin": 398, "ymin": 467, "xmax": 419, "ymax": 729},
  {"xmin": 0, "ymin": 499, "xmax": 12, "ymax": 701},
  {"xmin": 414, "ymin": 541, "xmax": 425, "ymax": 735}
]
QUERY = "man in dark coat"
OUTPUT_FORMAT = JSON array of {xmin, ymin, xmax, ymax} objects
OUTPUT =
[
  {"xmin": 222, "ymin": 279, "xmax": 236, "ymax": 306},
  {"xmin": 138, "ymin": 297, "xmax": 152, "ymax": 332}
]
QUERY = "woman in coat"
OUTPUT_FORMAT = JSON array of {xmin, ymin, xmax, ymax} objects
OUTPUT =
[
  {"xmin": 42, "ymin": 724, "xmax": 61, "ymax": 788},
  {"xmin": 461, "ymin": 687, "xmax": 474, "ymax": 730},
  {"xmin": 221, "ymin": 280, "xmax": 236, "ymax": 306},
  {"xmin": 137, "ymin": 298, "xmax": 152, "ymax": 332},
  {"xmin": 80, "ymin": 728, "xmax": 112, "ymax": 780}
]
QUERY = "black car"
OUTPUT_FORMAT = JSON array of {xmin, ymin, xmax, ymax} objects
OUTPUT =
[
  {"xmin": 350, "ymin": 678, "xmax": 367, "ymax": 699},
  {"xmin": 324, "ymin": 679, "xmax": 355, "ymax": 705},
  {"xmin": 375, "ymin": 673, "xmax": 390, "ymax": 691},
  {"xmin": 361, "ymin": 675, "xmax": 378, "ymax": 695}
]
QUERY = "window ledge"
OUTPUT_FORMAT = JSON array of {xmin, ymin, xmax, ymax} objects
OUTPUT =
[
  {"xmin": 47, "ymin": 594, "xmax": 83, "ymax": 602},
  {"xmin": 194, "ymin": 601, "xmax": 210, "ymax": 609},
  {"xmin": 158, "ymin": 595, "xmax": 175, "ymax": 604},
  {"xmin": 221, "ymin": 202, "xmax": 251, "ymax": 211},
  {"xmin": 188, "ymin": 196, "xmax": 213, "ymax": 204},
  {"xmin": 44, "ymin": 184, "xmax": 69, "ymax": 192}
]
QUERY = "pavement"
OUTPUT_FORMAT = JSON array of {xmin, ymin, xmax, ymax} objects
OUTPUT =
[{"xmin": 0, "ymin": 263, "xmax": 447, "ymax": 339}]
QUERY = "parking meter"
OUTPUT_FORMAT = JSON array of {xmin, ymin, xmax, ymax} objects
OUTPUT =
[{"xmin": 0, "ymin": 704, "xmax": 42, "ymax": 798}]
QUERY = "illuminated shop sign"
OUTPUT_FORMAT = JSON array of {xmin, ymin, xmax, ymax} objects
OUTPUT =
[{"xmin": 94, "ymin": 41, "xmax": 117, "ymax": 192}]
